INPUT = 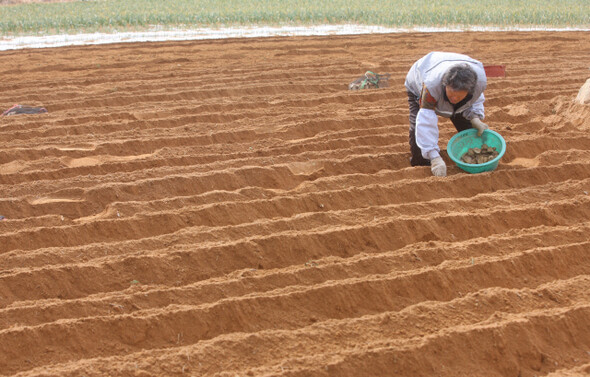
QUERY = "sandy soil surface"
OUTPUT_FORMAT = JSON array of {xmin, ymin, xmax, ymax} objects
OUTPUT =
[{"xmin": 0, "ymin": 31, "xmax": 590, "ymax": 376}]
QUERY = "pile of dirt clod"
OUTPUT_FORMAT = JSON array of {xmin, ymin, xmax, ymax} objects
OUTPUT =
[{"xmin": 549, "ymin": 96, "xmax": 590, "ymax": 131}]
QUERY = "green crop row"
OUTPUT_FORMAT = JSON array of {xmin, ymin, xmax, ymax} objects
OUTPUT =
[{"xmin": 1, "ymin": 0, "xmax": 589, "ymax": 35}]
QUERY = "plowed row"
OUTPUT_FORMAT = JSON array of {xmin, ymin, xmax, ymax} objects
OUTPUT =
[{"xmin": 1, "ymin": 31, "xmax": 590, "ymax": 377}]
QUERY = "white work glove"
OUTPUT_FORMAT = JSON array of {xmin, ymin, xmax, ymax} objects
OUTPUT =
[
  {"xmin": 430, "ymin": 157, "xmax": 447, "ymax": 177},
  {"xmin": 471, "ymin": 118, "xmax": 489, "ymax": 137}
]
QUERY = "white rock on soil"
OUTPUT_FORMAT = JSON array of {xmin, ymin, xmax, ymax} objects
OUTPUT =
[{"xmin": 575, "ymin": 78, "xmax": 590, "ymax": 105}]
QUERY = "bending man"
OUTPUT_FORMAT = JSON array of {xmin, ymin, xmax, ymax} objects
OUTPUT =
[{"xmin": 405, "ymin": 52, "xmax": 489, "ymax": 177}]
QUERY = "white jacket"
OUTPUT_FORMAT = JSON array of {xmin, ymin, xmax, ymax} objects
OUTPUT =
[{"xmin": 405, "ymin": 52, "xmax": 487, "ymax": 160}]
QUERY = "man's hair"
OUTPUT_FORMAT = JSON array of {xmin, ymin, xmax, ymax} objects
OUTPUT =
[{"xmin": 442, "ymin": 64, "xmax": 477, "ymax": 93}]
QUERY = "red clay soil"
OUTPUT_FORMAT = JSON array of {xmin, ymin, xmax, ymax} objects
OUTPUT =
[{"xmin": 1, "ymin": 31, "xmax": 590, "ymax": 377}]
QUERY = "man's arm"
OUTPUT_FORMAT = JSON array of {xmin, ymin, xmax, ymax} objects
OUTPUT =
[
  {"xmin": 415, "ymin": 108, "xmax": 440, "ymax": 160},
  {"xmin": 416, "ymin": 85, "xmax": 441, "ymax": 160},
  {"xmin": 464, "ymin": 93, "xmax": 488, "ymax": 136}
]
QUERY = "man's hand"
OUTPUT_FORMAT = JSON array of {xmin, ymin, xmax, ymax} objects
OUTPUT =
[
  {"xmin": 430, "ymin": 157, "xmax": 447, "ymax": 177},
  {"xmin": 471, "ymin": 118, "xmax": 489, "ymax": 137}
]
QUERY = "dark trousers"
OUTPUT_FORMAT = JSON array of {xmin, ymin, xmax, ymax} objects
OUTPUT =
[{"xmin": 407, "ymin": 91, "xmax": 472, "ymax": 166}]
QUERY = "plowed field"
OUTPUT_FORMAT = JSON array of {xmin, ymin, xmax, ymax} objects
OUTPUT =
[{"xmin": 1, "ymin": 31, "xmax": 590, "ymax": 377}]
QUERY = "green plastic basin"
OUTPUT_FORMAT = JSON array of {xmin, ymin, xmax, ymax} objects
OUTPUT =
[{"xmin": 446, "ymin": 128, "xmax": 506, "ymax": 174}]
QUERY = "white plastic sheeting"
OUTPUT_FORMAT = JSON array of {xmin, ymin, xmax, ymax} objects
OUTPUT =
[{"xmin": 1, "ymin": 24, "xmax": 589, "ymax": 51}]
